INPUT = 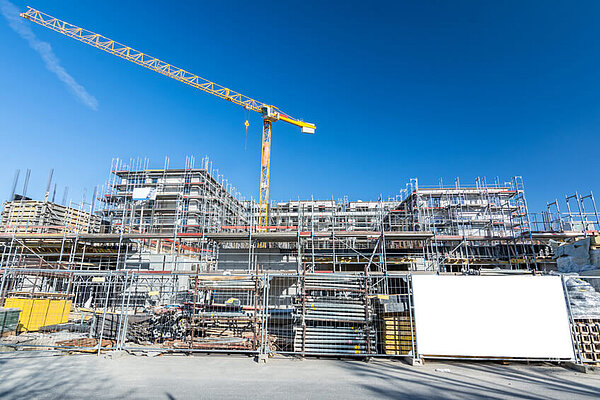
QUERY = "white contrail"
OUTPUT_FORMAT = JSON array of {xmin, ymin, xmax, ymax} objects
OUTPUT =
[{"xmin": 1, "ymin": 1, "xmax": 98, "ymax": 110}]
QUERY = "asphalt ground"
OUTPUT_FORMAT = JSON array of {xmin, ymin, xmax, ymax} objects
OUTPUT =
[{"xmin": 0, "ymin": 352, "xmax": 598, "ymax": 399}]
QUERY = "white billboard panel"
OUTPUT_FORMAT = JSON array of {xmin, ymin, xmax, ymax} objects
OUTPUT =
[{"xmin": 412, "ymin": 275, "xmax": 574, "ymax": 359}]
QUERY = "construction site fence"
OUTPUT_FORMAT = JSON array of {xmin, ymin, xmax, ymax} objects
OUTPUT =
[
  {"xmin": 0, "ymin": 268, "xmax": 599, "ymax": 365},
  {"xmin": 564, "ymin": 274, "xmax": 600, "ymax": 365}
]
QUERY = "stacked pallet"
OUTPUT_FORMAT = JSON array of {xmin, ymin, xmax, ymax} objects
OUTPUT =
[
  {"xmin": 573, "ymin": 318, "xmax": 600, "ymax": 364},
  {"xmin": 381, "ymin": 313, "xmax": 415, "ymax": 356}
]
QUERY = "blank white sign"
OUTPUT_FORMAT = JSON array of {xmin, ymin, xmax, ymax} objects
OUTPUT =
[{"xmin": 412, "ymin": 275, "xmax": 574, "ymax": 359}]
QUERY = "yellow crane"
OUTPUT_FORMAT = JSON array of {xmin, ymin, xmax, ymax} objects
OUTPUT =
[{"xmin": 20, "ymin": 7, "xmax": 315, "ymax": 229}]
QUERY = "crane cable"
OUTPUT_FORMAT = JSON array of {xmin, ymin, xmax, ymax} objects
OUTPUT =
[{"xmin": 244, "ymin": 108, "xmax": 250, "ymax": 151}]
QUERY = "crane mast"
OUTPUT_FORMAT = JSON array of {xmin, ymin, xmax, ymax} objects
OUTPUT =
[{"xmin": 20, "ymin": 7, "xmax": 315, "ymax": 229}]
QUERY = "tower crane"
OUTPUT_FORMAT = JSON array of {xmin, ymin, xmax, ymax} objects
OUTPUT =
[{"xmin": 20, "ymin": 7, "xmax": 316, "ymax": 229}]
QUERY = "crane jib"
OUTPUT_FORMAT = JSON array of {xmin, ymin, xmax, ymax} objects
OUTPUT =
[{"xmin": 20, "ymin": 6, "xmax": 316, "ymax": 229}]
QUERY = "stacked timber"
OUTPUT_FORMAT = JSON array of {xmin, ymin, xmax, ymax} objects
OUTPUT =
[
  {"xmin": 55, "ymin": 338, "xmax": 115, "ymax": 350},
  {"xmin": 380, "ymin": 313, "xmax": 415, "ymax": 356}
]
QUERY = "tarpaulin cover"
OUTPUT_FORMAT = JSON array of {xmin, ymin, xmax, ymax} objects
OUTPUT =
[
  {"xmin": 132, "ymin": 187, "xmax": 157, "ymax": 201},
  {"xmin": 565, "ymin": 276, "xmax": 600, "ymax": 319}
]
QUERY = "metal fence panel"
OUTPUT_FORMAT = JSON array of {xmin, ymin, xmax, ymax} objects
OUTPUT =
[
  {"xmin": 0, "ymin": 269, "xmax": 127, "ymax": 353},
  {"xmin": 564, "ymin": 275, "xmax": 600, "ymax": 365},
  {"xmin": 2, "ymin": 268, "xmax": 597, "ymax": 365},
  {"xmin": 261, "ymin": 273, "xmax": 418, "ymax": 359},
  {"xmin": 120, "ymin": 273, "xmax": 263, "ymax": 354}
]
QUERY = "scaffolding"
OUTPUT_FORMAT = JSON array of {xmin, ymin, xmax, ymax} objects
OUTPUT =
[
  {"xmin": 538, "ymin": 191, "xmax": 600, "ymax": 235},
  {"xmin": 1, "ymin": 163, "xmax": 595, "ymax": 277},
  {"xmin": 1, "ymin": 166, "xmax": 600, "ymax": 364}
]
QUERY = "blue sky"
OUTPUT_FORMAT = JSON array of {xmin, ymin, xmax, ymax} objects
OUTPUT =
[{"xmin": 0, "ymin": 0, "xmax": 599, "ymax": 212}]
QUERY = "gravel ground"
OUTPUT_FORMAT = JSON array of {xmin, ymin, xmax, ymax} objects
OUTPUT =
[{"xmin": 0, "ymin": 352, "xmax": 598, "ymax": 399}]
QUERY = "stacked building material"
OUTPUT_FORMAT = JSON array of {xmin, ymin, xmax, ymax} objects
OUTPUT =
[
  {"xmin": 266, "ymin": 308, "xmax": 294, "ymax": 351},
  {"xmin": 192, "ymin": 308, "xmax": 254, "ymax": 345},
  {"xmin": 55, "ymin": 338, "xmax": 115, "ymax": 350},
  {"xmin": 1, "ymin": 199, "xmax": 102, "ymax": 234},
  {"xmin": 565, "ymin": 277, "xmax": 600, "ymax": 319},
  {"xmin": 373, "ymin": 292, "xmax": 415, "ymax": 355},
  {"xmin": 380, "ymin": 314, "xmax": 415, "ymax": 355},
  {"xmin": 537, "ymin": 276, "xmax": 600, "ymax": 364},
  {"xmin": 573, "ymin": 319, "xmax": 600, "ymax": 364},
  {"xmin": 293, "ymin": 274, "xmax": 375, "ymax": 355}
]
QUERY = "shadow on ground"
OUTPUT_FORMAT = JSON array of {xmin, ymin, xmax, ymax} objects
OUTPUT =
[
  {"xmin": 336, "ymin": 359, "xmax": 599, "ymax": 399},
  {"xmin": 0, "ymin": 352, "xmax": 136, "ymax": 399}
]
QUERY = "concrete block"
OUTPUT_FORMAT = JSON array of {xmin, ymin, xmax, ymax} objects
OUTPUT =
[
  {"xmin": 563, "ymin": 361, "xmax": 598, "ymax": 374},
  {"xmin": 409, "ymin": 357, "xmax": 423, "ymax": 366},
  {"xmin": 255, "ymin": 354, "xmax": 268, "ymax": 364}
]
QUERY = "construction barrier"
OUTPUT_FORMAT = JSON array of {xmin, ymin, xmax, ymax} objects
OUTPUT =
[
  {"xmin": 0, "ymin": 270, "xmax": 130, "ymax": 352},
  {"xmin": 0, "ymin": 268, "xmax": 598, "ymax": 366},
  {"xmin": 565, "ymin": 275, "xmax": 600, "ymax": 365},
  {"xmin": 0, "ymin": 307, "xmax": 20, "ymax": 337}
]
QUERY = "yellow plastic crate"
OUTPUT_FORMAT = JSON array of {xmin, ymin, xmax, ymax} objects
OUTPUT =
[{"xmin": 3, "ymin": 298, "xmax": 71, "ymax": 332}]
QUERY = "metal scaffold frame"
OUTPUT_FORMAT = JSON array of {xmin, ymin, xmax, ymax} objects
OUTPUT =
[{"xmin": 1, "ymin": 172, "xmax": 565, "ymax": 275}]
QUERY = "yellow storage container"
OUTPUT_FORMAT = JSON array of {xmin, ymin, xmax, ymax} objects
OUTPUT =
[{"xmin": 3, "ymin": 298, "xmax": 71, "ymax": 332}]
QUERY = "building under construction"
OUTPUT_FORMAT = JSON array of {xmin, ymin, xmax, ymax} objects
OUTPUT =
[
  {"xmin": 2, "ymin": 6, "xmax": 599, "ymax": 370},
  {"xmin": 1, "ymin": 158, "xmax": 599, "ymax": 365},
  {"xmin": 0, "ymin": 158, "xmax": 597, "ymax": 274}
]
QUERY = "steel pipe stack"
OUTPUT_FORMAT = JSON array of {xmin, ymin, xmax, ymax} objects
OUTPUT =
[{"xmin": 293, "ymin": 274, "xmax": 375, "ymax": 355}]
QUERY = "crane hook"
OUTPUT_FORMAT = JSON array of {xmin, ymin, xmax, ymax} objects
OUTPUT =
[{"xmin": 244, "ymin": 120, "xmax": 249, "ymax": 151}]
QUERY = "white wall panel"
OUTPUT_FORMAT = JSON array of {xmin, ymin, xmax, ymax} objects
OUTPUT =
[{"xmin": 412, "ymin": 275, "xmax": 574, "ymax": 359}]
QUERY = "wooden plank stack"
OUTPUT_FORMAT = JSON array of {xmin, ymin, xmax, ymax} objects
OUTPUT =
[{"xmin": 381, "ymin": 313, "xmax": 415, "ymax": 356}]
